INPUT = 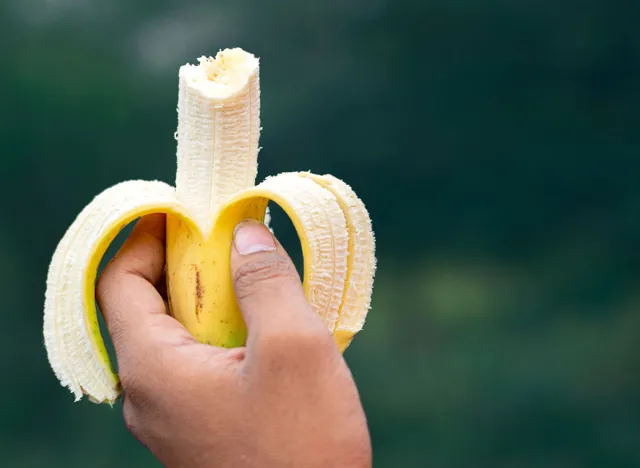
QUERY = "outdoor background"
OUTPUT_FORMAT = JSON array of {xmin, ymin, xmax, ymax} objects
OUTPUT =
[{"xmin": 1, "ymin": 0, "xmax": 639, "ymax": 467}]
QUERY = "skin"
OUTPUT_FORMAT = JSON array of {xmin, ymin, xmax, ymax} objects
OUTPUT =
[{"xmin": 96, "ymin": 214, "xmax": 372, "ymax": 468}]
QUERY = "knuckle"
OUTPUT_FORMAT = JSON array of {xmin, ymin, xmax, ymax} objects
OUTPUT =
[
  {"xmin": 122, "ymin": 396, "xmax": 154, "ymax": 448},
  {"xmin": 117, "ymin": 345, "xmax": 175, "ymax": 404},
  {"xmin": 234, "ymin": 256, "xmax": 298, "ymax": 299},
  {"xmin": 119, "ymin": 369, "xmax": 145, "ymax": 402},
  {"xmin": 122, "ymin": 397, "xmax": 139, "ymax": 437},
  {"xmin": 108, "ymin": 321, "xmax": 127, "ymax": 349},
  {"xmin": 118, "ymin": 360, "xmax": 154, "ymax": 404}
]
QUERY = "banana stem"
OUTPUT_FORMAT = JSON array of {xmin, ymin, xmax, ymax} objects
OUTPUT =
[{"xmin": 175, "ymin": 50, "xmax": 261, "ymax": 232}]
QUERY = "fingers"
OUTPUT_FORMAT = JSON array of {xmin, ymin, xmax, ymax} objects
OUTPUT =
[
  {"xmin": 230, "ymin": 220, "xmax": 328, "ymax": 340},
  {"xmin": 113, "ymin": 213, "xmax": 167, "ymax": 285},
  {"xmin": 96, "ymin": 214, "xmax": 189, "ymax": 354}
]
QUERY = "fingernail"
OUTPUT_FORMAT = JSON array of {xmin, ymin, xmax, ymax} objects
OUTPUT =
[{"xmin": 233, "ymin": 219, "xmax": 277, "ymax": 255}]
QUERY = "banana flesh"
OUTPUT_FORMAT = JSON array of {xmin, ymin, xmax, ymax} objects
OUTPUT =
[{"xmin": 43, "ymin": 48, "xmax": 376, "ymax": 405}]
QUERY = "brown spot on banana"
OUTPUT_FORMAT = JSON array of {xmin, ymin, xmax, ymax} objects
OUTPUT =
[{"xmin": 194, "ymin": 265, "xmax": 204, "ymax": 323}]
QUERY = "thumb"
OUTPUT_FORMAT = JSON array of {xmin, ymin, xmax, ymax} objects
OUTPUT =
[{"xmin": 230, "ymin": 219, "xmax": 325, "ymax": 339}]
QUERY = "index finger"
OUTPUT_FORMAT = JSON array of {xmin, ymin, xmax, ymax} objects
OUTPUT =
[{"xmin": 96, "ymin": 214, "xmax": 192, "ymax": 354}]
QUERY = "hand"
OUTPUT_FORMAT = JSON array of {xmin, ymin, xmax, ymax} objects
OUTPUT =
[{"xmin": 96, "ymin": 214, "xmax": 372, "ymax": 468}]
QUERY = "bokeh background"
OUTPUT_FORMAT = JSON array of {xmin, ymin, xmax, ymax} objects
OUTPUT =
[{"xmin": 2, "ymin": 0, "xmax": 640, "ymax": 466}]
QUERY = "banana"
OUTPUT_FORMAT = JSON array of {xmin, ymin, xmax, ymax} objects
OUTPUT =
[{"xmin": 43, "ymin": 48, "xmax": 376, "ymax": 405}]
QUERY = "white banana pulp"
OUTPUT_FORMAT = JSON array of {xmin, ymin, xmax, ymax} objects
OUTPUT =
[{"xmin": 43, "ymin": 48, "xmax": 376, "ymax": 405}]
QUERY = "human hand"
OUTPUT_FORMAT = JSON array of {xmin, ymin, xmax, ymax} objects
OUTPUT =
[{"xmin": 96, "ymin": 214, "xmax": 372, "ymax": 468}]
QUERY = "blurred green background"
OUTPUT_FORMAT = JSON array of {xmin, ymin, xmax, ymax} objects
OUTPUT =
[{"xmin": 2, "ymin": 0, "xmax": 639, "ymax": 466}]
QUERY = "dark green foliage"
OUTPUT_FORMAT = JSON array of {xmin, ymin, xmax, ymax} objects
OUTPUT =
[{"xmin": 1, "ymin": 0, "xmax": 639, "ymax": 466}]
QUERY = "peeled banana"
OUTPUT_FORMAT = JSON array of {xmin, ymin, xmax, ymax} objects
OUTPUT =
[{"xmin": 43, "ymin": 48, "xmax": 376, "ymax": 405}]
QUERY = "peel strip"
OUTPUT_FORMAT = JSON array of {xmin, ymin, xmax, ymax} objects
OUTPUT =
[{"xmin": 44, "ymin": 181, "xmax": 194, "ymax": 404}]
